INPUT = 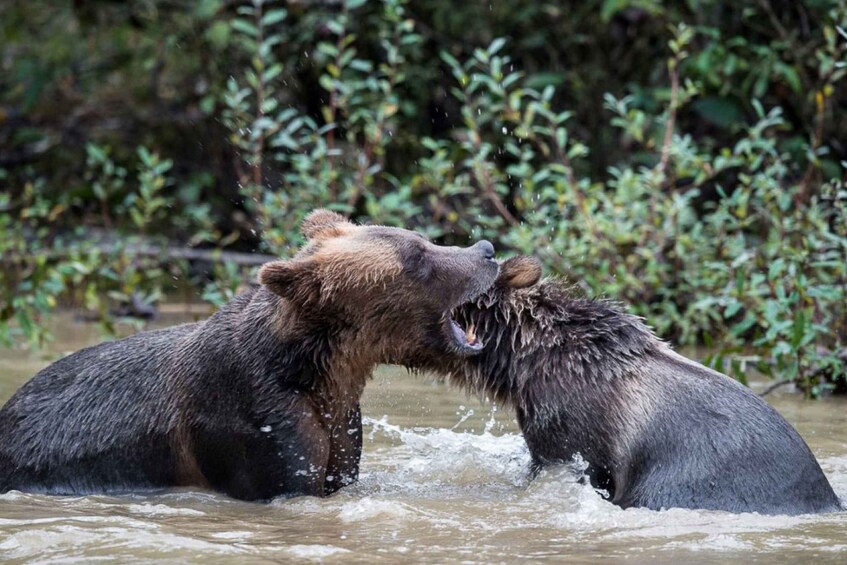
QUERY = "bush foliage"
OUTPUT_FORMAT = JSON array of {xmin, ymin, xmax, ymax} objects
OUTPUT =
[{"xmin": 1, "ymin": 0, "xmax": 846, "ymax": 395}]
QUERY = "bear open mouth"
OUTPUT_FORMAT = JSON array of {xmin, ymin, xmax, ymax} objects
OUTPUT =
[{"xmin": 444, "ymin": 316, "xmax": 483, "ymax": 354}]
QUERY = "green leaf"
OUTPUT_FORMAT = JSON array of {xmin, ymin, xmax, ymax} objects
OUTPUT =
[
  {"xmin": 751, "ymin": 99, "xmax": 765, "ymax": 118},
  {"xmin": 231, "ymin": 18, "xmax": 259, "ymax": 37},
  {"xmin": 600, "ymin": 0, "xmax": 627, "ymax": 23},
  {"xmin": 724, "ymin": 300, "xmax": 742, "ymax": 319},
  {"xmin": 790, "ymin": 310, "xmax": 808, "ymax": 348},
  {"xmin": 440, "ymin": 52, "xmax": 462, "ymax": 73},
  {"xmin": 488, "ymin": 37, "xmax": 507, "ymax": 56},
  {"xmin": 263, "ymin": 64, "xmax": 283, "ymax": 82},
  {"xmin": 730, "ymin": 315, "xmax": 757, "ymax": 336},
  {"xmin": 774, "ymin": 63, "xmax": 802, "ymax": 94},
  {"xmin": 261, "ymin": 8, "xmax": 287, "ymax": 27},
  {"xmin": 767, "ymin": 258, "xmax": 785, "ymax": 280},
  {"xmin": 205, "ymin": 20, "xmax": 231, "ymax": 49}
]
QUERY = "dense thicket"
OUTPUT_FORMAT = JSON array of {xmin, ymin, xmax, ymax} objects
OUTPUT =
[{"xmin": 1, "ymin": 0, "xmax": 846, "ymax": 395}]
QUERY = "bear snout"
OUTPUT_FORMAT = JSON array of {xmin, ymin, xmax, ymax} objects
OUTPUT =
[{"xmin": 474, "ymin": 240, "xmax": 495, "ymax": 261}]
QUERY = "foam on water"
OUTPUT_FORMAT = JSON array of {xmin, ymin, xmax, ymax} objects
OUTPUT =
[
  {"xmin": 338, "ymin": 497, "xmax": 413, "ymax": 522},
  {"xmin": 361, "ymin": 415, "xmax": 531, "ymax": 489},
  {"xmin": 0, "ymin": 518, "xmax": 246, "ymax": 561},
  {"xmin": 125, "ymin": 503, "xmax": 206, "ymax": 517},
  {"xmin": 284, "ymin": 544, "xmax": 352, "ymax": 559}
]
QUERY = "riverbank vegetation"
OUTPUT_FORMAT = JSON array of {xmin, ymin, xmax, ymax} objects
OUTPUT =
[{"xmin": 1, "ymin": 0, "xmax": 846, "ymax": 396}]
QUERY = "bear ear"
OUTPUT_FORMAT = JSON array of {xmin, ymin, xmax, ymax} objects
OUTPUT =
[
  {"xmin": 301, "ymin": 209, "xmax": 352, "ymax": 239},
  {"xmin": 496, "ymin": 256, "xmax": 542, "ymax": 289},
  {"xmin": 258, "ymin": 258, "xmax": 320, "ymax": 304}
]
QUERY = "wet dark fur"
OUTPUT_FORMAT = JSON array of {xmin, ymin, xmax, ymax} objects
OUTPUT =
[
  {"xmin": 422, "ymin": 264, "xmax": 843, "ymax": 515},
  {"xmin": 0, "ymin": 210, "xmax": 499, "ymax": 501},
  {"xmin": 0, "ymin": 290, "xmax": 352, "ymax": 500}
]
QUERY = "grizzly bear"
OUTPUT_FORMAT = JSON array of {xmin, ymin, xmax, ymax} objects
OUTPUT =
[
  {"xmin": 416, "ymin": 256, "xmax": 843, "ymax": 515},
  {"xmin": 0, "ymin": 210, "xmax": 499, "ymax": 501}
]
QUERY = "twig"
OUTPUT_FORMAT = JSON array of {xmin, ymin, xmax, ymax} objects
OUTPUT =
[
  {"xmin": 797, "ymin": 89, "xmax": 827, "ymax": 205},
  {"xmin": 484, "ymin": 171, "xmax": 520, "ymax": 227},
  {"xmin": 469, "ymin": 124, "xmax": 519, "ymax": 227},
  {"xmin": 759, "ymin": 379, "xmax": 794, "ymax": 397},
  {"xmin": 657, "ymin": 58, "xmax": 680, "ymax": 182}
]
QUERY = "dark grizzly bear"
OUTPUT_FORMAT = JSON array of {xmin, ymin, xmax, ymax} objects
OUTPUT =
[
  {"xmin": 417, "ymin": 256, "xmax": 843, "ymax": 515},
  {"xmin": 0, "ymin": 210, "xmax": 499, "ymax": 501}
]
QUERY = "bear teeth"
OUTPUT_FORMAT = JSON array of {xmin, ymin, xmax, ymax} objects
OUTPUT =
[{"xmin": 466, "ymin": 323, "xmax": 476, "ymax": 344}]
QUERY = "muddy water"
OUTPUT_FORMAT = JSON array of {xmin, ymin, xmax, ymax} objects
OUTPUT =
[{"xmin": 1, "ymin": 311, "xmax": 846, "ymax": 563}]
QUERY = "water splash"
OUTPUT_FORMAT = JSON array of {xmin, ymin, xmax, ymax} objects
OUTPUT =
[{"xmin": 362, "ymin": 415, "xmax": 531, "ymax": 489}]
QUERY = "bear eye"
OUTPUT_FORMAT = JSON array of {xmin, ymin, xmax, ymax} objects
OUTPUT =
[
  {"xmin": 409, "ymin": 244, "xmax": 426, "ymax": 261},
  {"xmin": 403, "ymin": 242, "xmax": 431, "ymax": 277}
]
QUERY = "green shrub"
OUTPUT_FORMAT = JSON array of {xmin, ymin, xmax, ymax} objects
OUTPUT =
[{"xmin": 1, "ymin": 0, "xmax": 846, "ymax": 396}]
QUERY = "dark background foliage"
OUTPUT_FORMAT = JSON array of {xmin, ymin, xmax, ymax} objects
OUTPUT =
[{"xmin": 1, "ymin": 0, "xmax": 846, "ymax": 395}]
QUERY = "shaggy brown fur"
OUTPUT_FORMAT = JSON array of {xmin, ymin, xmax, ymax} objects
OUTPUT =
[
  {"xmin": 416, "ymin": 256, "xmax": 843, "ymax": 515},
  {"xmin": 0, "ymin": 210, "xmax": 499, "ymax": 501}
]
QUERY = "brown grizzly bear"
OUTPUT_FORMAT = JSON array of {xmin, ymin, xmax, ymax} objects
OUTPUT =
[
  {"xmin": 416, "ymin": 256, "xmax": 843, "ymax": 515},
  {"xmin": 0, "ymin": 210, "xmax": 499, "ymax": 501}
]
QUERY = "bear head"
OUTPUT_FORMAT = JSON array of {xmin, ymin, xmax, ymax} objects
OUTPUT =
[{"xmin": 258, "ymin": 209, "xmax": 501, "ymax": 363}]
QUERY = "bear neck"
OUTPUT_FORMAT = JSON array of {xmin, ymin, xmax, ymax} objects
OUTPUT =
[
  {"xmin": 446, "ymin": 279, "xmax": 663, "ymax": 410},
  {"xmin": 230, "ymin": 287, "xmax": 381, "ymax": 406}
]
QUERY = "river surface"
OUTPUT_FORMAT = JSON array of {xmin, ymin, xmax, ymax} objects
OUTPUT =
[{"xmin": 1, "ymin": 310, "xmax": 846, "ymax": 563}]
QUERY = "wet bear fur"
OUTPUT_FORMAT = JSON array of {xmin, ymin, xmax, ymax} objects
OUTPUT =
[
  {"xmin": 418, "ymin": 256, "xmax": 843, "ymax": 515},
  {"xmin": 0, "ymin": 210, "xmax": 499, "ymax": 501}
]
